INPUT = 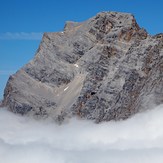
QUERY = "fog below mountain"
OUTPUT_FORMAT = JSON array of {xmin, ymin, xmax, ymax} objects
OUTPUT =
[{"xmin": 0, "ymin": 105, "xmax": 163, "ymax": 163}]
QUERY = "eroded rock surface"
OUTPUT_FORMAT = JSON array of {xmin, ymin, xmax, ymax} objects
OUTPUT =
[{"xmin": 2, "ymin": 12, "xmax": 163, "ymax": 122}]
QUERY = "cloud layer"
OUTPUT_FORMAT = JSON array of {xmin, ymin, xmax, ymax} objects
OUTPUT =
[
  {"xmin": 0, "ymin": 32, "xmax": 43, "ymax": 40},
  {"xmin": 0, "ymin": 105, "xmax": 163, "ymax": 163}
]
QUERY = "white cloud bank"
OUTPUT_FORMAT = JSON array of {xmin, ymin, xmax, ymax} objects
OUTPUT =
[
  {"xmin": 0, "ymin": 105, "xmax": 163, "ymax": 163},
  {"xmin": 0, "ymin": 32, "xmax": 43, "ymax": 40}
]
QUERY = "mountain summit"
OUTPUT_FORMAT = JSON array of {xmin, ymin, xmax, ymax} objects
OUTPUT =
[{"xmin": 2, "ymin": 12, "xmax": 163, "ymax": 122}]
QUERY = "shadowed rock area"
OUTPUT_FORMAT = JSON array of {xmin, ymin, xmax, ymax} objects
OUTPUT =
[{"xmin": 2, "ymin": 11, "xmax": 163, "ymax": 123}]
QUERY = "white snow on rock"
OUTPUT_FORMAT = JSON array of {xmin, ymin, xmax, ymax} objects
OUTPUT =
[
  {"xmin": 64, "ymin": 86, "xmax": 69, "ymax": 91},
  {"xmin": 74, "ymin": 64, "xmax": 79, "ymax": 68}
]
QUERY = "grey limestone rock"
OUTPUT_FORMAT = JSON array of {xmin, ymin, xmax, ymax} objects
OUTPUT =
[{"xmin": 2, "ymin": 11, "xmax": 163, "ymax": 122}]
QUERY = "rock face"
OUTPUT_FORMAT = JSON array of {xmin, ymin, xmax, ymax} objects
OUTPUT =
[{"xmin": 2, "ymin": 12, "xmax": 163, "ymax": 122}]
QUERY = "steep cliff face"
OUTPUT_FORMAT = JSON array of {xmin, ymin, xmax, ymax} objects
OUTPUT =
[{"xmin": 2, "ymin": 12, "xmax": 163, "ymax": 122}]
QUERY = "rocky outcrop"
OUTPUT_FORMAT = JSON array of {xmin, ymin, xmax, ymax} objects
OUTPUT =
[{"xmin": 2, "ymin": 12, "xmax": 163, "ymax": 122}]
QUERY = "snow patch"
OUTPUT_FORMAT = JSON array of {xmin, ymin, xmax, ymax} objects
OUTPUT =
[
  {"xmin": 64, "ymin": 86, "xmax": 69, "ymax": 91},
  {"xmin": 74, "ymin": 64, "xmax": 79, "ymax": 68}
]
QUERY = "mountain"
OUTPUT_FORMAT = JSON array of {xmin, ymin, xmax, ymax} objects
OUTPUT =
[{"xmin": 2, "ymin": 11, "xmax": 163, "ymax": 123}]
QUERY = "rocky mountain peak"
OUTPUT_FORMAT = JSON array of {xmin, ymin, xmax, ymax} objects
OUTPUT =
[{"xmin": 2, "ymin": 11, "xmax": 163, "ymax": 123}]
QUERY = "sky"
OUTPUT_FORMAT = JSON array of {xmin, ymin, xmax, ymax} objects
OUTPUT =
[
  {"xmin": 0, "ymin": 104, "xmax": 163, "ymax": 163},
  {"xmin": 0, "ymin": 0, "xmax": 163, "ymax": 99}
]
